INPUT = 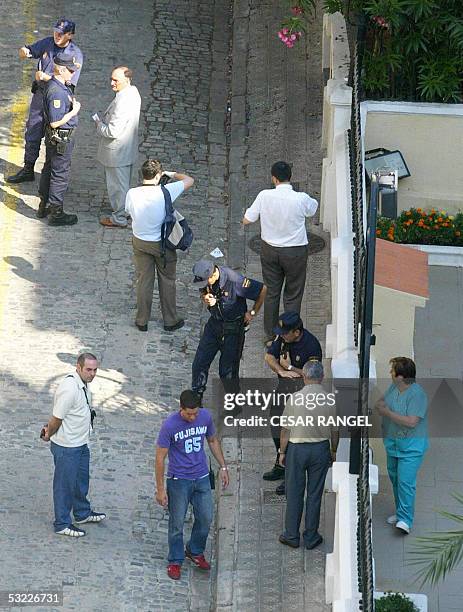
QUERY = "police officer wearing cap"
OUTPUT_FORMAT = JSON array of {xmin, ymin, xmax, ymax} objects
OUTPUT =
[
  {"xmin": 38, "ymin": 53, "xmax": 81, "ymax": 226},
  {"xmin": 6, "ymin": 18, "xmax": 83, "ymax": 185},
  {"xmin": 191, "ymin": 260, "xmax": 267, "ymax": 398},
  {"xmin": 263, "ymin": 311, "xmax": 322, "ymax": 494}
]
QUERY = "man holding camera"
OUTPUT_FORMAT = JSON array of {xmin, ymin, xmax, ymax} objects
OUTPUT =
[
  {"xmin": 6, "ymin": 18, "xmax": 82, "ymax": 185},
  {"xmin": 125, "ymin": 158, "xmax": 194, "ymax": 332},
  {"xmin": 41, "ymin": 353, "xmax": 106, "ymax": 537},
  {"xmin": 191, "ymin": 260, "xmax": 267, "ymax": 399}
]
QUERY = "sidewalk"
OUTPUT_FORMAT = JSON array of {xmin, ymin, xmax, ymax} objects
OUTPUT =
[
  {"xmin": 373, "ymin": 266, "xmax": 463, "ymax": 612},
  {"xmin": 215, "ymin": 1, "xmax": 333, "ymax": 609}
]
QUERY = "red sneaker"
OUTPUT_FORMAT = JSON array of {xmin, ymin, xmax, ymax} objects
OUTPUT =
[
  {"xmin": 185, "ymin": 549, "xmax": 211, "ymax": 570},
  {"xmin": 167, "ymin": 564, "xmax": 181, "ymax": 580}
]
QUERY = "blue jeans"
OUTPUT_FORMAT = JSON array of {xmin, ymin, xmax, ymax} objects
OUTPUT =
[
  {"xmin": 387, "ymin": 452, "xmax": 425, "ymax": 527},
  {"xmin": 167, "ymin": 476, "xmax": 213, "ymax": 564},
  {"xmin": 50, "ymin": 442, "xmax": 91, "ymax": 532}
]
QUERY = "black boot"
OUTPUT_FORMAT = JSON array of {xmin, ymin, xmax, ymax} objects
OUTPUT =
[
  {"xmin": 6, "ymin": 162, "xmax": 35, "ymax": 184},
  {"xmin": 48, "ymin": 206, "xmax": 78, "ymax": 227},
  {"xmin": 263, "ymin": 463, "xmax": 285, "ymax": 481},
  {"xmin": 36, "ymin": 198, "xmax": 50, "ymax": 219}
]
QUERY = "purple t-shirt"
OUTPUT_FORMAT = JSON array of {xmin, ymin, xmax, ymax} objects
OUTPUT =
[{"xmin": 157, "ymin": 409, "xmax": 216, "ymax": 479}]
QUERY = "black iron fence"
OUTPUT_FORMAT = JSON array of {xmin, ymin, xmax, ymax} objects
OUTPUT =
[{"xmin": 348, "ymin": 21, "xmax": 376, "ymax": 612}]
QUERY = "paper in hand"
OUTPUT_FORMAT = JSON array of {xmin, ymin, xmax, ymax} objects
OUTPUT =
[{"xmin": 92, "ymin": 113, "xmax": 100, "ymax": 122}]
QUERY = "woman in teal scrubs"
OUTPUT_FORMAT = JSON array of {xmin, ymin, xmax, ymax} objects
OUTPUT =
[{"xmin": 376, "ymin": 357, "xmax": 428, "ymax": 534}]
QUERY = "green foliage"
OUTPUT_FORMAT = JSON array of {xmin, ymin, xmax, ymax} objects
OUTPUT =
[
  {"xmin": 322, "ymin": 0, "xmax": 463, "ymax": 102},
  {"xmin": 408, "ymin": 492, "xmax": 463, "ymax": 586},
  {"xmin": 375, "ymin": 592, "xmax": 419, "ymax": 612}
]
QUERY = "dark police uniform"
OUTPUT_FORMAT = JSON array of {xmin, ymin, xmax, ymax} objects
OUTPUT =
[
  {"xmin": 38, "ymin": 68, "xmax": 78, "ymax": 224},
  {"xmin": 192, "ymin": 266, "xmax": 263, "ymax": 396},
  {"xmin": 23, "ymin": 36, "xmax": 82, "ymax": 167},
  {"xmin": 265, "ymin": 316, "xmax": 323, "ymax": 477}
]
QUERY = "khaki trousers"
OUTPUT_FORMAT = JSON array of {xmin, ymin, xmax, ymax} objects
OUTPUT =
[{"xmin": 132, "ymin": 237, "xmax": 179, "ymax": 327}]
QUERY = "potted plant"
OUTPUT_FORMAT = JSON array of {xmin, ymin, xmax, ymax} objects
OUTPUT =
[{"xmin": 375, "ymin": 591, "xmax": 419, "ymax": 611}]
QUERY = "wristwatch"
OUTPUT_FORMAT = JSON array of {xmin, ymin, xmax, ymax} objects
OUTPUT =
[
  {"xmin": 250, "ymin": 309, "xmax": 256, "ymax": 316},
  {"xmin": 287, "ymin": 364, "xmax": 293, "ymax": 371},
  {"xmin": 220, "ymin": 466, "xmax": 228, "ymax": 471}
]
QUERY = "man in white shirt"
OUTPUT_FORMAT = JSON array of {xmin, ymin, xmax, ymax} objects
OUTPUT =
[
  {"xmin": 41, "ymin": 353, "xmax": 106, "ymax": 537},
  {"xmin": 242, "ymin": 161, "xmax": 318, "ymax": 344},
  {"xmin": 125, "ymin": 159, "xmax": 194, "ymax": 332},
  {"xmin": 95, "ymin": 66, "xmax": 141, "ymax": 228}
]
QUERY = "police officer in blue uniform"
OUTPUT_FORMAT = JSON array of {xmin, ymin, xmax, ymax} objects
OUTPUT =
[
  {"xmin": 38, "ymin": 53, "xmax": 81, "ymax": 226},
  {"xmin": 6, "ymin": 18, "xmax": 83, "ymax": 185},
  {"xmin": 263, "ymin": 311, "xmax": 322, "ymax": 494},
  {"xmin": 191, "ymin": 260, "xmax": 267, "ymax": 398}
]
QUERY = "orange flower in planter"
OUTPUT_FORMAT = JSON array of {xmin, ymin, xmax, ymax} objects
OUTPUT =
[
  {"xmin": 437, "ymin": 217, "xmax": 443, "ymax": 222},
  {"xmin": 376, "ymin": 229, "xmax": 381, "ymax": 235},
  {"xmin": 456, "ymin": 231, "xmax": 461, "ymax": 237},
  {"xmin": 406, "ymin": 211, "xmax": 412, "ymax": 216},
  {"xmin": 417, "ymin": 208, "xmax": 423, "ymax": 213}
]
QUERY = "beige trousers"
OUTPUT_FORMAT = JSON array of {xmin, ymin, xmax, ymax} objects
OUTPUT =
[{"xmin": 132, "ymin": 236, "xmax": 179, "ymax": 327}]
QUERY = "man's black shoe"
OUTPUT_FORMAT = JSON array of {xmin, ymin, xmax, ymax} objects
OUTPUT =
[
  {"xmin": 305, "ymin": 535, "xmax": 323, "ymax": 550},
  {"xmin": 275, "ymin": 482, "xmax": 285, "ymax": 495},
  {"xmin": 48, "ymin": 210, "xmax": 78, "ymax": 226},
  {"xmin": 36, "ymin": 199, "xmax": 50, "ymax": 219},
  {"xmin": 263, "ymin": 464, "xmax": 285, "ymax": 481},
  {"xmin": 136, "ymin": 323, "xmax": 148, "ymax": 332},
  {"xmin": 164, "ymin": 319, "xmax": 184, "ymax": 332},
  {"xmin": 6, "ymin": 163, "xmax": 35, "ymax": 184},
  {"xmin": 278, "ymin": 534, "xmax": 300, "ymax": 548}
]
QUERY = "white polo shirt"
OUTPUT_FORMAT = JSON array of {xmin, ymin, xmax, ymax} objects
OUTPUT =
[
  {"xmin": 125, "ymin": 181, "xmax": 185, "ymax": 241},
  {"xmin": 244, "ymin": 183, "xmax": 318, "ymax": 247},
  {"xmin": 51, "ymin": 372, "xmax": 92, "ymax": 447}
]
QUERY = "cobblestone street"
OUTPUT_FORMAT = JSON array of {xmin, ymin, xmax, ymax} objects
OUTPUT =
[
  {"xmin": 0, "ymin": 0, "xmax": 332, "ymax": 611},
  {"xmin": 0, "ymin": 0, "xmax": 230, "ymax": 610}
]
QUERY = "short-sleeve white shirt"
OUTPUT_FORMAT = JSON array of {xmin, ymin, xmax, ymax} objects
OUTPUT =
[
  {"xmin": 50, "ymin": 372, "xmax": 92, "ymax": 447},
  {"xmin": 125, "ymin": 181, "xmax": 185, "ymax": 241},
  {"xmin": 244, "ymin": 183, "xmax": 318, "ymax": 247}
]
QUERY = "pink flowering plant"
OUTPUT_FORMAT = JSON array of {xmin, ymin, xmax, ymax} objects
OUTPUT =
[
  {"xmin": 277, "ymin": 1, "xmax": 316, "ymax": 47},
  {"xmin": 278, "ymin": 0, "xmax": 463, "ymax": 103}
]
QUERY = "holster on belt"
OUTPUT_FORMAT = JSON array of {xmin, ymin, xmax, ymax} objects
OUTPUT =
[{"xmin": 45, "ymin": 126, "xmax": 74, "ymax": 153}]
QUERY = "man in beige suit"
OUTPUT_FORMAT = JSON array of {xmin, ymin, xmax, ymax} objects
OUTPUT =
[{"xmin": 95, "ymin": 66, "xmax": 141, "ymax": 228}]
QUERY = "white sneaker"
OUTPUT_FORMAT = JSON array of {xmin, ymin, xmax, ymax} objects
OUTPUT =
[
  {"xmin": 386, "ymin": 514, "xmax": 397, "ymax": 525},
  {"xmin": 75, "ymin": 511, "xmax": 106, "ymax": 524},
  {"xmin": 396, "ymin": 520, "xmax": 410, "ymax": 534},
  {"xmin": 56, "ymin": 524, "xmax": 86, "ymax": 537}
]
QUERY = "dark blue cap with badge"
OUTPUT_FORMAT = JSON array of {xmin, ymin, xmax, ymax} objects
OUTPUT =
[
  {"xmin": 273, "ymin": 311, "xmax": 303, "ymax": 335},
  {"xmin": 54, "ymin": 52, "xmax": 79, "ymax": 71},
  {"xmin": 192, "ymin": 260, "xmax": 216, "ymax": 288},
  {"xmin": 54, "ymin": 18, "xmax": 76, "ymax": 34}
]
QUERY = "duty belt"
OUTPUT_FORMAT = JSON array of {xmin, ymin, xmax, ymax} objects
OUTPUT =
[{"xmin": 46, "ymin": 127, "xmax": 74, "ymax": 139}]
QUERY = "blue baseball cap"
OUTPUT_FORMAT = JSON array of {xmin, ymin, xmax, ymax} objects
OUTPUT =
[
  {"xmin": 54, "ymin": 18, "xmax": 76, "ymax": 34},
  {"xmin": 273, "ymin": 311, "xmax": 303, "ymax": 335},
  {"xmin": 192, "ymin": 260, "xmax": 216, "ymax": 288},
  {"xmin": 54, "ymin": 52, "xmax": 79, "ymax": 71}
]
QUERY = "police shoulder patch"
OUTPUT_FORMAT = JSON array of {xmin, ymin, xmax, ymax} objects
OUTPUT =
[
  {"xmin": 53, "ymin": 99, "xmax": 61, "ymax": 108},
  {"xmin": 242, "ymin": 278, "xmax": 251, "ymax": 288}
]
